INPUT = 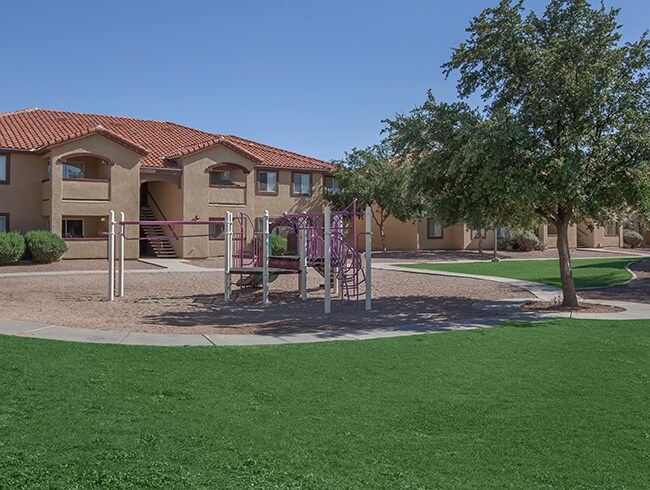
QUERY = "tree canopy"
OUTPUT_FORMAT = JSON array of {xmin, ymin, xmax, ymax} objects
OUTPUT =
[
  {"xmin": 328, "ymin": 142, "xmax": 423, "ymax": 251},
  {"xmin": 386, "ymin": 0, "xmax": 650, "ymax": 305}
]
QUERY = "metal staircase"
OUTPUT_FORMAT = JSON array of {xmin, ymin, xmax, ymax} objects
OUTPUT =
[{"xmin": 139, "ymin": 206, "xmax": 178, "ymax": 258}]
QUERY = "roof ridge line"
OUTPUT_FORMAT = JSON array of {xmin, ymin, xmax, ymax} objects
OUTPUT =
[
  {"xmin": 5, "ymin": 107, "xmax": 184, "ymax": 125},
  {"xmin": 0, "ymin": 107, "xmax": 41, "ymax": 119},
  {"xmin": 227, "ymin": 134, "xmax": 330, "ymax": 165}
]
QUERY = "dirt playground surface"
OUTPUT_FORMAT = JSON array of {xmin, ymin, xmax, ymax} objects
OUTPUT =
[{"xmin": 0, "ymin": 267, "xmax": 532, "ymax": 335}]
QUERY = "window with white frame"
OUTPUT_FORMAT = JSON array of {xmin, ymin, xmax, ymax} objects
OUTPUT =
[
  {"xmin": 209, "ymin": 219, "xmax": 225, "ymax": 240},
  {"xmin": 62, "ymin": 161, "xmax": 85, "ymax": 179},
  {"xmin": 292, "ymin": 173, "xmax": 311, "ymax": 195},
  {"xmin": 0, "ymin": 155, "xmax": 8, "ymax": 183},
  {"xmin": 472, "ymin": 229, "xmax": 487, "ymax": 239},
  {"xmin": 62, "ymin": 219, "xmax": 84, "ymax": 238},
  {"xmin": 257, "ymin": 171, "xmax": 278, "ymax": 193},
  {"xmin": 0, "ymin": 214, "xmax": 8, "ymax": 232},
  {"xmin": 210, "ymin": 170, "xmax": 235, "ymax": 186},
  {"xmin": 324, "ymin": 176, "xmax": 340, "ymax": 195},
  {"xmin": 427, "ymin": 219, "xmax": 443, "ymax": 239},
  {"xmin": 496, "ymin": 227, "xmax": 507, "ymax": 238}
]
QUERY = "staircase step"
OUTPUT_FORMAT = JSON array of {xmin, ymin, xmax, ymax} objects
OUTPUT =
[{"xmin": 140, "ymin": 205, "xmax": 178, "ymax": 258}]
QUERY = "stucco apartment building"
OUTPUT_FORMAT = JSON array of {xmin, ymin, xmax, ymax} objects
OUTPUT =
[
  {"xmin": 0, "ymin": 108, "xmax": 337, "ymax": 259},
  {"xmin": 363, "ymin": 215, "xmax": 624, "ymax": 252}
]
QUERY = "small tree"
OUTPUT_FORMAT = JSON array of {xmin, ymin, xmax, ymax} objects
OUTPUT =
[
  {"xmin": 388, "ymin": 0, "xmax": 650, "ymax": 306},
  {"xmin": 328, "ymin": 142, "xmax": 423, "ymax": 252}
]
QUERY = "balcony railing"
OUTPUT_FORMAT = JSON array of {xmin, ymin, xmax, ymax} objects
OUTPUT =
[
  {"xmin": 62, "ymin": 178, "xmax": 110, "ymax": 201},
  {"xmin": 209, "ymin": 185, "xmax": 246, "ymax": 205}
]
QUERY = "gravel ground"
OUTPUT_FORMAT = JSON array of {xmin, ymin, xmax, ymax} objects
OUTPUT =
[
  {"xmin": 0, "ymin": 259, "xmax": 160, "ymax": 273},
  {"xmin": 0, "ymin": 268, "xmax": 532, "ymax": 335},
  {"xmin": 581, "ymin": 260, "xmax": 650, "ymax": 304}
]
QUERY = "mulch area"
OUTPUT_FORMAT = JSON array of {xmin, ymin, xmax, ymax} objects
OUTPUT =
[
  {"xmin": 0, "ymin": 268, "xmax": 532, "ymax": 335},
  {"xmin": 0, "ymin": 259, "xmax": 160, "ymax": 273},
  {"xmin": 580, "ymin": 259, "xmax": 650, "ymax": 305},
  {"xmin": 522, "ymin": 301, "xmax": 624, "ymax": 314}
]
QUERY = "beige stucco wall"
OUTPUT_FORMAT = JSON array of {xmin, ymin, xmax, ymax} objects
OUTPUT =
[
  {"xmin": 0, "ymin": 153, "xmax": 49, "ymax": 233},
  {"xmin": 538, "ymin": 224, "xmax": 578, "ymax": 249},
  {"xmin": 177, "ymin": 146, "xmax": 330, "ymax": 258},
  {"xmin": 357, "ymin": 214, "xmax": 418, "ymax": 252},
  {"xmin": 417, "ymin": 221, "xmax": 468, "ymax": 250},
  {"xmin": 48, "ymin": 133, "xmax": 142, "ymax": 259},
  {"xmin": 592, "ymin": 225, "xmax": 624, "ymax": 248}
]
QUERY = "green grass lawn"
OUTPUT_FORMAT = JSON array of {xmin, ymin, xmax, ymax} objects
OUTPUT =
[
  {"xmin": 1, "ymin": 320, "xmax": 649, "ymax": 489},
  {"xmin": 397, "ymin": 257, "xmax": 648, "ymax": 288}
]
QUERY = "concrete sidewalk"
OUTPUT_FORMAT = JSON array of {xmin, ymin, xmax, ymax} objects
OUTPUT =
[
  {"xmin": 0, "ymin": 316, "xmax": 521, "ymax": 346},
  {"xmin": 1, "ymin": 260, "xmax": 647, "ymax": 347}
]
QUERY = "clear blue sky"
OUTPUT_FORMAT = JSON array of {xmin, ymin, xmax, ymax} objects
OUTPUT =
[{"xmin": 2, "ymin": 0, "xmax": 648, "ymax": 161}]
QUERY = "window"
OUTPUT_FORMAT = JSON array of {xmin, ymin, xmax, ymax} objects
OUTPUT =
[
  {"xmin": 0, "ymin": 213, "xmax": 8, "ymax": 232},
  {"xmin": 62, "ymin": 219, "xmax": 84, "ymax": 238},
  {"xmin": 496, "ymin": 227, "xmax": 507, "ymax": 238},
  {"xmin": 324, "ymin": 176, "xmax": 340, "ymax": 195},
  {"xmin": 209, "ymin": 219, "xmax": 225, "ymax": 240},
  {"xmin": 210, "ymin": 170, "xmax": 235, "ymax": 186},
  {"xmin": 427, "ymin": 219, "xmax": 443, "ymax": 239},
  {"xmin": 605, "ymin": 223, "xmax": 619, "ymax": 236},
  {"xmin": 292, "ymin": 172, "xmax": 311, "ymax": 196},
  {"xmin": 472, "ymin": 229, "xmax": 487, "ymax": 239},
  {"xmin": 548, "ymin": 223, "xmax": 558, "ymax": 236},
  {"xmin": 62, "ymin": 161, "xmax": 85, "ymax": 179},
  {"xmin": 0, "ymin": 155, "xmax": 8, "ymax": 184},
  {"xmin": 257, "ymin": 171, "xmax": 278, "ymax": 194}
]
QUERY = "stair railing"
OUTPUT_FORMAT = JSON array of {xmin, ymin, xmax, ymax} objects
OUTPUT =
[{"xmin": 146, "ymin": 190, "xmax": 178, "ymax": 240}]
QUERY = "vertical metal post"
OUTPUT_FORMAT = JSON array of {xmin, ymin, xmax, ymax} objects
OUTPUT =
[
  {"xmin": 108, "ymin": 210, "xmax": 115, "ymax": 302},
  {"xmin": 324, "ymin": 206, "xmax": 331, "ymax": 314},
  {"xmin": 332, "ymin": 215, "xmax": 340, "ymax": 297},
  {"xmin": 224, "ymin": 212, "xmax": 233, "ymax": 302},
  {"xmin": 365, "ymin": 205, "xmax": 372, "ymax": 311},
  {"xmin": 493, "ymin": 227, "xmax": 499, "ymax": 262},
  {"xmin": 299, "ymin": 227, "xmax": 307, "ymax": 300},
  {"xmin": 118, "ymin": 212, "xmax": 125, "ymax": 297},
  {"xmin": 262, "ymin": 210, "xmax": 270, "ymax": 306}
]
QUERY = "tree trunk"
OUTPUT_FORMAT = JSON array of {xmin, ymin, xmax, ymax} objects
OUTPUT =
[
  {"xmin": 379, "ymin": 222, "xmax": 387, "ymax": 253},
  {"xmin": 556, "ymin": 219, "xmax": 578, "ymax": 307}
]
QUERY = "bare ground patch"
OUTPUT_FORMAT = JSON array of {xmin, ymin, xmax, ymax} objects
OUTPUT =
[
  {"xmin": 0, "ymin": 268, "xmax": 532, "ymax": 334},
  {"xmin": 522, "ymin": 300, "xmax": 624, "ymax": 314},
  {"xmin": 580, "ymin": 259, "xmax": 650, "ymax": 304}
]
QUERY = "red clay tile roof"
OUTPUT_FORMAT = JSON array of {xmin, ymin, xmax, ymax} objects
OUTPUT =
[{"xmin": 0, "ymin": 108, "xmax": 333, "ymax": 171}]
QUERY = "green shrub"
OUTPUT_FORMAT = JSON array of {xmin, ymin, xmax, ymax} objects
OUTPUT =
[
  {"xmin": 25, "ymin": 230, "xmax": 68, "ymax": 264},
  {"xmin": 623, "ymin": 229, "xmax": 644, "ymax": 248},
  {"xmin": 0, "ymin": 232, "xmax": 26, "ymax": 266},
  {"xmin": 498, "ymin": 229, "xmax": 541, "ymax": 252},
  {"xmin": 271, "ymin": 234, "xmax": 288, "ymax": 255}
]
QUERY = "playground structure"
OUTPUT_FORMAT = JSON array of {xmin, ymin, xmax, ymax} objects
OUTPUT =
[{"xmin": 107, "ymin": 202, "xmax": 372, "ymax": 314}]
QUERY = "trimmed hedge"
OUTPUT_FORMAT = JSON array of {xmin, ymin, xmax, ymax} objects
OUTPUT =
[
  {"xmin": 0, "ymin": 232, "xmax": 26, "ymax": 266},
  {"xmin": 25, "ymin": 230, "xmax": 68, "ymax": 264}
]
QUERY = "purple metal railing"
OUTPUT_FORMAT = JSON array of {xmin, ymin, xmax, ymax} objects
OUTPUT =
[{"xmin": 279, "ymin": 199, "xmax": 367, "ymax": 305}]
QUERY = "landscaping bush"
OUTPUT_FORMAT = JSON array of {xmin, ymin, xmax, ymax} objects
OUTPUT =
[
  {"xmin": 271, "ymin": 234, "xmax": 288, "ymax": 255},
  {"xmin": 0, "ymin": 232, "xmax": 26, "ymax": 266},
  {"xmin": 623, "ymin": 229, "xmax": 644, "ymax": 248},
  {"xmin": 498, "ymin": 229, "xmax": 541, "ymax": 252},
  {"xmin": 25, "ymin": 230, "xmax": 67, "ymax": 264}
]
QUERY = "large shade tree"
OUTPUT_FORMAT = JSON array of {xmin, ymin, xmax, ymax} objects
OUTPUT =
[
  {"xmin": 387, "ymin": 0, "xmax": 650, "ymax": 306},
  {"xmin": 328, "ymin": 143, "xmax": 423, "ymax": 252}
]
